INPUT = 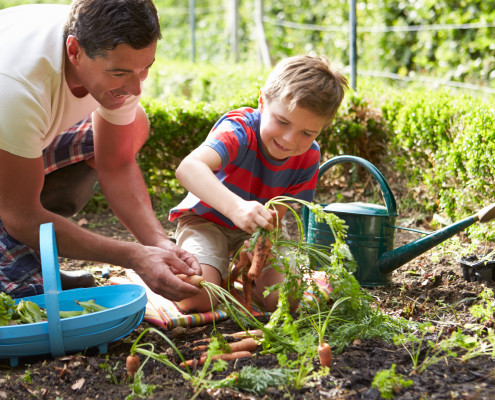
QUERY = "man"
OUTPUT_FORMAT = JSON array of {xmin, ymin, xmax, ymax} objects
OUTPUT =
[{"xmin": 0, "ymin": 0, "xmax": 202, "ymax": 300}]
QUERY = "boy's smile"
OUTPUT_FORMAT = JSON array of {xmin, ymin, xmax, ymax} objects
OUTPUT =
[{"xmin": 259, "ymin": 95, "xmax": 329, "ymax": 161}]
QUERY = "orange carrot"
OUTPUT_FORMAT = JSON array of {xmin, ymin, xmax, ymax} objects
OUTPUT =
[
  {"xmin": 191, "ymin": 329, "xmax": 263, "ymax": 346},
  {"xmin": 191, "ymin": 343, "xmax": 209, "ymax": 352},
  {"xmin": 230, "ymin": 329, "xmax": 263, "ymax": 339},
  {"xmin": 126, "ymin": 354, "xmax": 140, "ymax": 378},
  {"xmin": 229, "ymin": 338, "xmax": 259, "ymax": 353},
  {"xmin": 318, "ymin": 342, "xmax": 332, "ymax": 368},
  {"xmin": 242, "ymin": 270, "xmax": 254, "ymax": 312},
  {"xmin": 180, "ymin": 351, "xmax": 252, "ymax": 368},
  {"xmin": 192, "ymin": 338, "xmax": 211, "ymax": 345},
  {"xmin": 197, "ymin": 337, "xmax": 259, "ymax": 355},
  {"xmin": 176, "ymin": 274, "xmax": 205, "ymax": 288},
  {"xmin": 247, "ymin": 236, "xmax": 272, "ymax": 280},
  {"xmin": 227, "ymin": 337, "xmax": 260, "ymax": 353},
  {"xmin": 180, "ymin": 358, "xmax": 199, "ymax": 368},
  {"xmin": 200, "ymin": 351, "xmax": 252, "ymax": 365},
  {"xmin": 232, "ymin": 251, "xmax": 251, "ymax": 282}
]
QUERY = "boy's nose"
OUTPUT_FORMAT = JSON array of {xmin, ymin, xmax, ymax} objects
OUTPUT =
[{"xmin": 282, "ymin": 129, "xmax": 297, "ymax": 143}]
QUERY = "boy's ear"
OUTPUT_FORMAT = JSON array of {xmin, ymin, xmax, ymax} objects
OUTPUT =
[{"xmin": 258, "ymin": 89, "xmax": 264, "ymax": 113}]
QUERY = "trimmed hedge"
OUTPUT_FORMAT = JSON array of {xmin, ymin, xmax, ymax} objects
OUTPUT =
[{"xmin": 382, "ymin": 89, "xmax": 495, "ymax": 225}]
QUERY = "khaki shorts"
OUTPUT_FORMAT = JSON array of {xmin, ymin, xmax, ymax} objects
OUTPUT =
[{"xmin": 175, "ymin": 213, "xmax": 290, "ymax": 279}]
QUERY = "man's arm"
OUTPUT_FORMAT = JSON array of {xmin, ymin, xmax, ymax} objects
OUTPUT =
[
  {"xmin": 0, "ymin": 148, "xmax": 201, "ymax": 300},
  {"xmin": 91, "ymin": 107, "xmax": 169, "ymax": 247},
  {"xmin": 91, "ymin": 108, "xmax": 202, "ymax": 270}
]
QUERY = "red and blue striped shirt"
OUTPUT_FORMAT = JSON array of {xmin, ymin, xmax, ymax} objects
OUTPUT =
[{"xmin": 169, "ymin": 107, "xmax": 320, "ymax": 229}]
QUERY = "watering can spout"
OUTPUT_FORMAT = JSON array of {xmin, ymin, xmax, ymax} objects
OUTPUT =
[{"xmin": 378, "ymin": 203, "xmax": 495, "ymax": 275}]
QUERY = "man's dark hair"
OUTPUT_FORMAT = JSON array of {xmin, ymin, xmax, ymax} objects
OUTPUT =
[{"xmin": 63, "ymin": 0, "xmax": 161, "ymax": 58}]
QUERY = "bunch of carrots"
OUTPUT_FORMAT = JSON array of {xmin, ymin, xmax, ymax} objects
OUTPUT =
[
  {"xmin": 222, "ymin": 231, "xmax": 273, "ymax": 310},
  {"xmin": 179, "ymin": 329, "xmax": 263, "ymax": 368},
  {"xmin": 126, "ymin": 330, "xmax": 264, "ymax": 377}
]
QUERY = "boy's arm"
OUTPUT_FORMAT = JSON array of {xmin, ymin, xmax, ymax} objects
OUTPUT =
[{"xmin": 176, "ymin": 146, "xmax": 276, "ymax": 234}]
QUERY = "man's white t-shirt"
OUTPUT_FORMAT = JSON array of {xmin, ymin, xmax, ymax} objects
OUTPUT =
[{"xmin": 0, "ymin": 4, "xmax": 140, "ymax": 159}]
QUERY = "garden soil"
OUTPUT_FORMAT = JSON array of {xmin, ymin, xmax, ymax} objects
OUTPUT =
[{"xmin": 1, "ymin": 210, "xmax": 495, "ymax": 400}]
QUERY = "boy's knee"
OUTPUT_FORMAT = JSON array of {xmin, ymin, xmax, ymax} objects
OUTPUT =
[
  {"xmin": 176, "ymin": 265, "xmax": 222, "ymax": 313},
  {"xmin": 252, "ymin": 285, "xmax": 278, "ymax": 312},
  {"xmin": 253, "ymin": 283, "xmax": 300, "ymax": 313},
  {"xmin": 177, "ymin": 291, "xmax": 218, "ymax": 313}
]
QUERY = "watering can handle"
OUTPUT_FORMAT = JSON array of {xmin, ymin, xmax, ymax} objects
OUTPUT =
[{"xmin": 318, "ymin": 155, "xmax": 397, "ymax": 215}]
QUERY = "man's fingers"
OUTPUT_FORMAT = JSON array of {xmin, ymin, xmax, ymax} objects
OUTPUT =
[
  {"xmin": 134, "ymin": 245, "xmax": 203, "ymax": 301},
  {"xmin": 149, "ymin": 273, "xmax": 202, "ymax": 301},
  {"xmin": 161, "ymin": 241, "xmax": 202, "ymax": 275},
  {"xmin": 167, "ymin": 253, "xmax": 201, "ymax": 275}
]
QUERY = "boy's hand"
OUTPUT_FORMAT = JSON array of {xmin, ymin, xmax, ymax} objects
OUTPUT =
[{"xmin": 230, "ymin": 200, "xmax": 277, "ymax": 234}]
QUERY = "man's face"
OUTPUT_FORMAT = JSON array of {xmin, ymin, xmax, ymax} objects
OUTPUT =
[
  {"xmin": 66, "ymin": 37, "xmax": 157, "ymax": 110},
  {"xmin": 259, "ymin": 94, "xmax": 329, "ymax": 161}
]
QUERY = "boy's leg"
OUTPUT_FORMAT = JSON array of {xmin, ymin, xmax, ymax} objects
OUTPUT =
[
  {"xmin": 176, "ymin": 264, "xmax": 221, "ymax": 313},
  {"xmin": 174, "ymin": 214, "xmax": 230, "ymax": 313},
  {"xmin": 251, "ymin": 265, "xmax": 299, "ymax": 312}
]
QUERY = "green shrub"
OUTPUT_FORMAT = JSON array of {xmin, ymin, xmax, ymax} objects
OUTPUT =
[
  {"xmin": 381, "ymin": 88, "xmax": 495, "ymax": 225},
  {"xmin": 138, "ymin": 98, "xmax": 221, "ymax": 207},
  {"xmin": 326, "ymin": 93, "xmax": 390, "ymax": 164}
]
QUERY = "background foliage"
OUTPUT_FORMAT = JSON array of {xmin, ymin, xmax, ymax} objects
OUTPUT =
[
  {"xmin": 2, "ymin": 0, "xmax": 495, "ymax": 237},
  {"xmin": 3, "ymin": 0, "xmax": 493, "ymax": 89}
]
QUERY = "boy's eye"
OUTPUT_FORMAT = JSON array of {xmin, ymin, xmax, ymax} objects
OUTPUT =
[{"xmin": 277, "ymin": 119, "xmax": 288, "ymax": 125}]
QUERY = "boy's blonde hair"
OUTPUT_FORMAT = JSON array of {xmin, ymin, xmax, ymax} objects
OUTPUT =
[{"xmin": 262, "ymin": 54, "xmax": 348, "ymax": 123}]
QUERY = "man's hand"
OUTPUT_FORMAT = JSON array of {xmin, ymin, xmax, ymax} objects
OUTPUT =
[
  {"xmin": 129, "ymin": 243, "xmax": 202, "ymax": 301},
  {"xmin": 155, "ymin": 239, "xmax": 202, "ymax": 275}
]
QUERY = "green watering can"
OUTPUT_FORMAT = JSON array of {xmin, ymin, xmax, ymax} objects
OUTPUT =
[{"xmin": 302, "ymin": 155, "xmax": 495, "ymax": 287}]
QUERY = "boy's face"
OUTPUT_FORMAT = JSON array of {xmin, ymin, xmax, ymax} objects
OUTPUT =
[{"xmin": 259, "ymin": 94, "xmax": 329, "ymax": 161}]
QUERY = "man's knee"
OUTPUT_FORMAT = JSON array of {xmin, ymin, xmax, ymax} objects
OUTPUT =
[{"xmin": 40, "ymin": 162, "xmax": 98, "ymax": 217}]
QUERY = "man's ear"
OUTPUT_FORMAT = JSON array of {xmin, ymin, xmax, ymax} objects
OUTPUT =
[{"xmin": 66, "ymin": 35, "xmax": 81, "ymax": 64}]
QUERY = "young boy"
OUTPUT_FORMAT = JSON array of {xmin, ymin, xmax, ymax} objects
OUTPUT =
[{"xmin": 169, "ymin": 55, "xmax": 348, "ymax": 312}]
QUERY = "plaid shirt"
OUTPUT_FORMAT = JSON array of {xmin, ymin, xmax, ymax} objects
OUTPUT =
[{"xmin": 0, "ymin": 116, "xmax": 94, "ymax": 298}]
